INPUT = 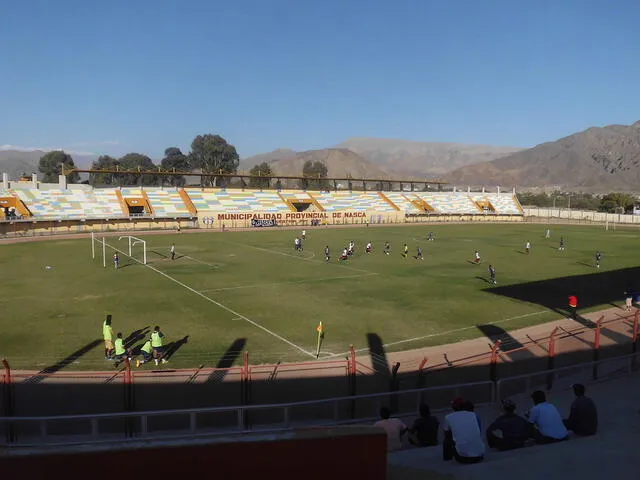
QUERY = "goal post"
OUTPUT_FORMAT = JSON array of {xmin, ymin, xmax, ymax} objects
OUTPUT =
[
  {"xmin": 119, "ymin": 236, "xmax": 147, "ymax": 265},
  {"xmin": 90, "ymin": 234, "xmax": 147, "ymax": 267}
]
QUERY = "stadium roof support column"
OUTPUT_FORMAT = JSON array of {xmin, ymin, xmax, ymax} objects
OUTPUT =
[
  {"xmin": 482, "ymin": 186, "xmax": 485, "ymax": 193},
  {"xmin": 467, "ymin": 186, "xmax": 470, "ymax": 193},
  {"xmin": 59, "ymin": 174, "xmax": 67, "ymax": 190},
  {"xmin": 497, "ymin": 186, "xmax": 500, "ymax": 194},
  {"xmin": 2, "ymin": 173, "xmax": 7, "ymax": 189},
  {"xmin": 31, "ymin": 173, "xmax": 38, "ymax": 189}
]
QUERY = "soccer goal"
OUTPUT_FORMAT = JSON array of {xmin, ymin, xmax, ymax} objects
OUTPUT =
[{"xmin": 91, "ymin": 233, "xmax": 148, "ymax": 267}]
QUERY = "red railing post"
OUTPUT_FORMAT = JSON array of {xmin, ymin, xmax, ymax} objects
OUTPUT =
[
  {"xmin": 348, "ymin": 345, "xmax": 357, "ymax": 419},
  {"xmin": 593, "ymin": 316, "xmax": 604, "ymax": 380},
  {"xmin": 2, "ymin": 359, "xmax": 15, "ymax": 443},
  {"xmin": 490, "ymin": 340, "xmax": 502, "ymax": 382},
  {"xmin": 417, "ymin": 357, "xmax": 429, "ymax": 405},
  {"xmin": 632, "ymin": 311, "xmax": 639, "ymax": 370},
  {"xmin": 122, "ymin": 358, "xmax": 135, "ymax": 438},
  {"xmin": 241, "ymin": 351, "xmax": 251, "ymax": 429},
  {"xmin": 546, "ymin": 327, "xmax": 559, "ymax": 390}
]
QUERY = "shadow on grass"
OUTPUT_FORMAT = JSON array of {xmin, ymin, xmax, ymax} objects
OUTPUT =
[
  {"xmin": 486, "ymin": 266, "xmax": 637, "ymax": 345},
  {"xmin": 26, "ymin": 339, "xmax": 103, "ymax": 384},
  {"xmin": 164, "ymin": 336, "xmax": 190, "ymax": 361},
  {"xmin": 124, "ymin": 327, "xmax": 150, "ymax": 352},
  {"xmin": 367, "ymin": 333, "xmax": 390, "ymax": 378},
  {"xmin": 207, "ymin": 338, "xmax": 247, "ymax": 383}
]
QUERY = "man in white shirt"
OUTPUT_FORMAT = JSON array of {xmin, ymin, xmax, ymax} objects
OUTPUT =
[
  {"xmin": 526, "ymin": 390, "xmax": 568, "ymax": 444},
  {"xmin": 374, "ymin": 407, "xmax": 407, "ymax": 452},
  {"xmin": 442, "ymin": 398, "xmax": 485, "ymax": 464}
]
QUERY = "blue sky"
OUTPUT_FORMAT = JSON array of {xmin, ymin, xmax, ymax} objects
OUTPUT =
[{"xmin": 1, "ymin": 0, "xmax": 639, "ymax": 159}]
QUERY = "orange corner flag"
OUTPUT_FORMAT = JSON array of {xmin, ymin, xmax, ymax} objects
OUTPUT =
[{"xmin": 315, "ymin": 322, "xmax": 325, "ymax": 359}]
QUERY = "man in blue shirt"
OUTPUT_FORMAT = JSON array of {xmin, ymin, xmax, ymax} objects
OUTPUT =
[{"xmin": 526, "ymin": 390, "xmax": 568, "ymax": 444}]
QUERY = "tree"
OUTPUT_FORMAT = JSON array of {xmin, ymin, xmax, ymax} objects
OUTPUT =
[
  {"xmin": 189, "ymin": 134, "xmax": 240, "ymax": 187},
  {"xmin": 599, "ymin": 193, "xmax": 637, "ymax": 213},
  {"xmin": 118, "ymin": 153, "xmax": 158, "ymax": 186},
  {"xmin": 38, "ymin": 150, "xmax": 80, "ymax": 183},
  {"xmin": 160, "ymin": 147, "xmax": 191, "ymax": 187},
  {"xmin": 249, "ymin": 162, "xmax": 273, "ymax": 188},
  {"xmin": 301, "ymin": 160, "xmax": 329, "ymax": 190},
  {"xmin": 302, "ymin": 160, "xmax": 329, "ymax": 190},
  {"xmin": 90, "ymin": 155, "xmax": 121, "ymax": 185}
]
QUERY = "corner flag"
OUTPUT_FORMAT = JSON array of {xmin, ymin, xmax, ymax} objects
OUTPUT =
[{"xmin": 315, "ymin": 321, "xmax": 325, "ymax": 359}]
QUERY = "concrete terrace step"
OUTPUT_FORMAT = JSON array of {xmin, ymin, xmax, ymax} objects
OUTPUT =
[{"xmin": 388, "ymin": 370, "xmax": 640, "ymax": 480}]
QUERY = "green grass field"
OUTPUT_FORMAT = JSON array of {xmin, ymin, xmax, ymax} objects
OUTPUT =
[{"xmin": 1, "ymin": 223, "xmax": 639, "ymax": 370}]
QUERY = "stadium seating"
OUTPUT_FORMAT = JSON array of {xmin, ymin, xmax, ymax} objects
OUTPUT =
[
  {"xmin": 141, "ymin": 187, "xmax": 192, "ymax": 217},
  {"xmin": 185, "ymin": 189, "xmax": 292, "ymax": 213},
  {"xmin": 312, "ymin": 191, "xmax": 397, "ymax": 212},
  {"xmin": 418, "ymin": 192, "xmax": 481, "ymax": 214},
  {"xmin": 1, "ymin": 184, "xmax": 524, "ymax": 220},
  {"xmin": 12, "ymin": 187, "xmax": 124, "ymax": 219},
  {"xmin": 383, "ymin": 192, "xmax": 424, "ymax": 213},
  {"xmin": 487, "ymin": 194, "xmax": 523, "ymax": 215},
  {"xmin": 388, "ymin": 370, "xmax": 640, "ymax": 480}
]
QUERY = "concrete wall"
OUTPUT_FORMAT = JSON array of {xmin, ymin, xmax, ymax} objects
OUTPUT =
[
  {"xmin": 0, "ymin": 426, "xmax": 387, "ymax": 480},
  {"xmin": 524, "ymin": 207, "xmax": 640, "ymax": 225}
]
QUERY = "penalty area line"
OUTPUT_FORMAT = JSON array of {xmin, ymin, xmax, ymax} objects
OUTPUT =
[
  {"xmin": 324, "ymin": 310, "xmax": 549, "ymax": 358},
  {"xmin": 100, "ymin": 239, "xmax": 316, "ymax": 359}
]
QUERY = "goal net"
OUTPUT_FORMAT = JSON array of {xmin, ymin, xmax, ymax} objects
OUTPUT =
[{"xmin": 91, "ymin": 233, "xmax": 148, "ymax": 267}]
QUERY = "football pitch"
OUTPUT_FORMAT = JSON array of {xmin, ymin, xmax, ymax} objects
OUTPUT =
[{"xmin": 1, "ymin": 223, "xmax": 639, "ymax": 371}]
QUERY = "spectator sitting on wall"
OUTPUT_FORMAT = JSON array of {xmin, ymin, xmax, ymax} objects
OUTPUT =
[
  {"xmin": 442, "ymin": 397, "xmax": 485, "ymax": 464},
  {"xmin": 563, "ymin": 384, "xmax": 598, "ymax": 436},
  {"xmin": 486, "ymin": 399, "xmax": 534, "ymax": 451},
  {"xmin": 526, "ymin": 390, "xmax": 569, "ymax": 444},
  {"xmin": 374, "ymin": 407, "xmax": 407, "ymax": 452},
  {"xmin": 409, "ymin": 403, "xmax": 439, "ymax": 447}
]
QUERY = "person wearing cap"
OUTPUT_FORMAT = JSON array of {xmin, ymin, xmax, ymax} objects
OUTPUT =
[
  {"xmin": 486, "ymin": 399, "xmax": 534, "ymax": 451},
  {"xmin": 442, "ymin": 397, "xmax": 485, "ymax": 464},
  {"xmin": 563, "ymin": 384, "xmax": 597, "ymax": 436},
  {"xmin": 568, "ymin": 294, "xmax": 578, "ymax": 319},
  {"xmin": 526, "ymin": 390, "xmax": 568, "ymax": 444}
]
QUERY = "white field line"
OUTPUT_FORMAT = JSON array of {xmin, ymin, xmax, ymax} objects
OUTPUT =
[
  {"xmin": 182, "ymin": 255, "xmax": 219, "ymax": 268},
  {"xmin": 100, "ymin": 239, "xmax": 316, "ymax": 358},
  {"xmin": 324, "ymin": 310, "xmax": 548, "ymax": 359},
  {"xmin": 198, "ymin": 273, "xmax": 378, "ymax": 293},
  {"xmin": 228, "ymin": 242, "xmax": 374, "ymax": 274}
]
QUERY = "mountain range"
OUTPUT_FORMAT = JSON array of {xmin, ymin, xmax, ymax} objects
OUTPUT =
[
  {"xmin": 3, "ymin": 120, "xmax": 640, "ymax": 192},
  {"xmin": 446, "ymin": 121, "xmax": 640, "ymax": 191}
]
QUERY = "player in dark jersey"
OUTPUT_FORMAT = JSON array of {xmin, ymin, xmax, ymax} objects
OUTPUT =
[{"xmin": 488, "ymin": 264, "xmax": 497, "ymax": 285}]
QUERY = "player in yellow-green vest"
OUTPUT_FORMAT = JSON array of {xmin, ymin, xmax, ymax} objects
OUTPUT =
[
  {"xmin": 103, "ymin": 315, "xmax": 115, "ymax": 360},
  {"xmin": 135, "ymin": 339, "xmax": 153, "ymax": 368},
  {"xmin": 113, "ymin": 332, "xmax": 131, "ymax": 367},
  {"xmin": 151, "ymin": 325, "xmax": 168, "ymax": 365}
]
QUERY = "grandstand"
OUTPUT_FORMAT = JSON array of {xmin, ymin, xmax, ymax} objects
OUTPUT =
[
  {"xmin": 0, "ymin": 172, "xmax": 524, "ymax": 235},
  {"xmin": 312, "ymin": 191, "xmax": 398, "ymax": 212},
  {"xmin": 11, "ymin": 186, "xmax": 124, "ymax": 219},
  {"xmin": 185, "ymin": 188, "xmax": 293, "ymax": 213}
]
